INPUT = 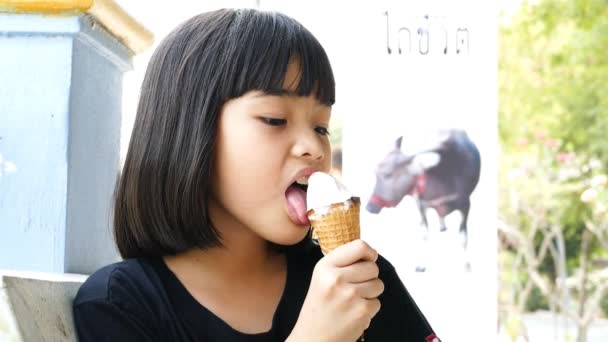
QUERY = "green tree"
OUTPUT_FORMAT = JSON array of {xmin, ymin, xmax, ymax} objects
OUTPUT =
[
  {"xmin": 499, "ymin": 0, "xmax": 608, "ymax": 341},
  {"xmin": 500, "ymin": 0, "xmax": 608, "ymax": 156}
]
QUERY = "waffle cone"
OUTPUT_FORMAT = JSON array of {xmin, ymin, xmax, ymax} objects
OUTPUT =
[{"xmin": 307, "ymin": 197, "xmax": 361, "ymax": 255}]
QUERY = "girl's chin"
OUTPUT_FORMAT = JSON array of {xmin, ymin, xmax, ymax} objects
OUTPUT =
[{"xmin": 267, "ymin": 226, "xmax": 311, "ymax": 246}]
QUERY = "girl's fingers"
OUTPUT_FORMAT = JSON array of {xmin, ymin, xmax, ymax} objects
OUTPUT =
[
  {"xmin": 339, "ymin": 260, "xmax": 380, "ymax": 283},
  {"xmin": 352, "ymin": 278, "xmax": 385, "ymax": 299},
  {"xmin": 325, "ymin": 240, "xmax": 378, "ymax": 267}
]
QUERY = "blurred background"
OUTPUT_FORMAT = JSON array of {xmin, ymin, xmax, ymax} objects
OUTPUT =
[{"xmin": 497, "ymin": 0, "xmax": 608, "ymax": 341}]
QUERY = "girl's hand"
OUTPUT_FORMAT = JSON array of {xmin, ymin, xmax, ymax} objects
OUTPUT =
[{"xmin": 287, "ymin": 240, "xmax": 384, "ymax": 342}]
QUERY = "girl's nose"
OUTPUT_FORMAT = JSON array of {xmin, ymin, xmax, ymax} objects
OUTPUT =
[{"xmin": 291, "ymin": 130, "xmax": 325, "ymax": 161}]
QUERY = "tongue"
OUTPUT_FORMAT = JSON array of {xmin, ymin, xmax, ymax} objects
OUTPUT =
[{"xmin": 285, "ymin": 185, "xmax": 310, "ymax": 226}]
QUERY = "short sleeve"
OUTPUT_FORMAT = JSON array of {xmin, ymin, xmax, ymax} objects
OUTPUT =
[
  {"xmin": 367, "ymin": 256, "xmax": 437, "ymax": 341},
  {"xmin": 73, "ymin": 300, "xmax": 158, "ymax": 342}
]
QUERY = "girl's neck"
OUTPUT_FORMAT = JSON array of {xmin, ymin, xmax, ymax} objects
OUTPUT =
[
  {"xmin": 169, "ymin": 238, "xmax": 279, "ymax": 281},
  {"xmin": 164, "ymin": 212, "xmax": 283, "ymax": 285},
  {"xmin": 162, "ymin": 221, "xmax": 288, "ymax": 335}
]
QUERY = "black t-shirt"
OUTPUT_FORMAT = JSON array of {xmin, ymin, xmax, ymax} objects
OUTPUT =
[{"xmin": 73, "ymin": 245, "xmax": 438, "ymax": 341}]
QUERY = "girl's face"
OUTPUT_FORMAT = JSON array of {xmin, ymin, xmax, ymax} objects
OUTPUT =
[{"xmin": 211, "ymin": 62, "xmax": 332, "ymax": 246}]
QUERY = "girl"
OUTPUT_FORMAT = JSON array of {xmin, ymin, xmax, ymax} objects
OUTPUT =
[{"xmin": 73, "ymin": 8, "xmax": 438, "ymax": 342}]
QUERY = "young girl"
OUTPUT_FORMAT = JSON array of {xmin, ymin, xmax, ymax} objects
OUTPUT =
[{"xmin": 73, "ymin": 8, "xmax": 439, "ymax": 342}]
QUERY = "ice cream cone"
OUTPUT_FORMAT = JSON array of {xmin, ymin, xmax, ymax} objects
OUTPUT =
[{"xmin": 307, "ymin": 197, "xmax": 361, "ymax": 255}]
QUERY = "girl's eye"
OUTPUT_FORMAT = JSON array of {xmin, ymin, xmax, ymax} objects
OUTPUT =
[
  {"xmin": 261, "ymin": 117, "xmax": 287, "ymax": 126},
  {"xmin": 315, "ymin": 126, "xmax": 330, "ymax": 136}
]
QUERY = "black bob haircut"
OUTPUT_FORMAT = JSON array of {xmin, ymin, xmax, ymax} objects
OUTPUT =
[{"xmin": 114, "ymin": 8, "xmax": 335, "ymax": 259}]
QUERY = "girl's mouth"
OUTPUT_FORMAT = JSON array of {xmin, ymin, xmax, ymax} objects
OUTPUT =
[
  {"xmin": 293, "ymin": 181, "xmax": 308, "ymax": 192},
  {"xmin": 285, "ymin": 181, "xmax": 310, "ymax": 226}
]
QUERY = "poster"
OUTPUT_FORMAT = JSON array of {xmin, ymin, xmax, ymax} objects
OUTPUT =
[{"xmin": 262, "ymin": 1, "xmax": 498, "ymax": 340}]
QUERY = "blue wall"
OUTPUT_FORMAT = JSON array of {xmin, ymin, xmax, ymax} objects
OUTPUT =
[{"xmin": 0, "ymin": 14, "xmax": 132, "ymax": 274}]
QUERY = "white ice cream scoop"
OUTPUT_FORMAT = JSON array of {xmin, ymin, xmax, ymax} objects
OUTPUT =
[{"xmin": 306, "ymin": 172, "xmax": 354, "ymax": 213}]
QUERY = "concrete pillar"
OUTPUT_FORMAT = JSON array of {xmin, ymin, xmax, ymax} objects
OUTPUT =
[{"xmin": 0, "ymin": 1, "xmax": 153, "ymax": 274}]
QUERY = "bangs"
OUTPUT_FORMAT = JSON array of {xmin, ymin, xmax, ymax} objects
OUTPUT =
[{"xmin": 221, "ymin": 9, "xmax": 335, "ymax": 105}]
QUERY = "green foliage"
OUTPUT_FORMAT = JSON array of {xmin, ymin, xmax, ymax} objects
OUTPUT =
[
  {"xmin": 602, "ymin": 292, "xmax": 608, "ymax": 318},
  {"xmin": 499, "ymin": 0, "xmax": 608, "ymax": 316},
  {"xmin": 526, "ymin": 285, "xmax": 550, "ymax": 312},
  {"xmin": 500, "ymin": 0, "xmax": 608, "ymax": 158}
]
